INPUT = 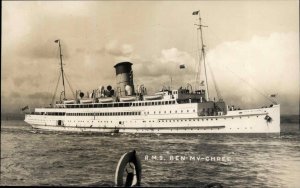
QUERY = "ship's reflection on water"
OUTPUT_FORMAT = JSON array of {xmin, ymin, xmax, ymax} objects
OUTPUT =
[{"xmin": 1, "ymin": 120, "xmax": 299, "ymax": 187}]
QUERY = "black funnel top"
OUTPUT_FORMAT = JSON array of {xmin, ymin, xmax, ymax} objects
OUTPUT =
[{"xmin": 114, "ymin": 62, "xmax": 132, "ymax": 75}]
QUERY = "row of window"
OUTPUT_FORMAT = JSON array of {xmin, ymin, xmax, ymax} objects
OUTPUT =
[
  {"xmin": 148, "ymin": 109, "xmax": 196, "ymax": 115},
  {"xmin": 33, "ymin": 112, "xmax": 66, "ymax": 116},
  {"xmin": 62, "ymin": 100, "xmax": 176, "ymax": 108},
  {"xmin": 66, "ymin": 112, "xmax": 141, "ymax": 116}
]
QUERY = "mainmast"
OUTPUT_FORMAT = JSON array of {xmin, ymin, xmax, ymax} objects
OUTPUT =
[
  {"xmin": 193, "ymin": 10, "xmax": 209, "ymax": 101},
  {"xmin": 55, "ymin": 39, "xmax": 66, "ymax": 100}
]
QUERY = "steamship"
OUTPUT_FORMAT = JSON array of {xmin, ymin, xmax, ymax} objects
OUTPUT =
[{"xmin": 24, "ymin": 12, "xmax": 280, "ymax": 134}]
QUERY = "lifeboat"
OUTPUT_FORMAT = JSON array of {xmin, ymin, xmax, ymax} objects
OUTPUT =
[
  {"xmin": 80, "ymin": 99, "xmax": 93, "ymax": 104},
  {"xmin": 63, "ymin": 100, "xmax": 76, "ymax": 104},
  {"xmin": 98, "ymin": 97, "xmax": 114, "ymax": 103},
  {"xmin": 143, "ymin": 95, "xmax": 163, "ymax": 100},
  {"xmin": 119, "ymin": 96, "xmax": 136, "ymax": 102}
]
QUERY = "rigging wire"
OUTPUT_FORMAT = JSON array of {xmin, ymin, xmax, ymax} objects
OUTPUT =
[
  {"xmin": 194, "ymin": 27, "xmax": 201, "ymax": 89},
  {"xmin": 49, "ymin": 47, "xmax": 63, "ymax": 106},
  {"xmin": 207, "ymin": 62, "xmax": 222, "ymax": 100},
  {"xmin": 51, "ymin": 72, "xmax": 62, "ymax": 106},
  {"xmin": 64, "ymin": 72, "xmax": 76, "ymax": 99},
  {"xmin": 205, "ymin": 26, "xmax": 276, "ymax": 104},
  {"xmin": 222, "ymin": 64, "xmax": 276, "ymax": 104}
]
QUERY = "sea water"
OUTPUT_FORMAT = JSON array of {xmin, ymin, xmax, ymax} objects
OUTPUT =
[{"xmin": 1, "ymin": 120, "xmax": 300, "ymax": 187}]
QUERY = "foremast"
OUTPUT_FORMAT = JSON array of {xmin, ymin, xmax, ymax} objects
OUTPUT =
[
  {"xmin": 55, "ymin": 39, "xmax": 66, "ymax": 100},
  {"xmin": 194, "ymin": 10, "xmax": 209, "ymax": 101}
]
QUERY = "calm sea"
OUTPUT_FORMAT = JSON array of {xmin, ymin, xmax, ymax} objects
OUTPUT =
[{"xmin": 1, "ymin": 120, "xmax": 300, "ymax": 187}]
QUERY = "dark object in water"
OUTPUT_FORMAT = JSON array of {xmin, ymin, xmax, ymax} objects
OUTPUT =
[
  {"xmin": 204, "ymin": 182, "xmax": 223, "ymax": 188},
  {"xmin": 115, "ymin": 150, "xmax": 142, "ymax": 187}
]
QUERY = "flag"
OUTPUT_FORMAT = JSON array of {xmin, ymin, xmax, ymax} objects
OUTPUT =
[
  {"xmin": 21, "ymin": 105, "xmax": 29, "ymax": 111},
  {"xmin": 179, "ymin": 64, "xmax": 185, "ymax": 69},
  {"xmin": 192, "ymin": 11, "xmax": 199, "ymax": 15},
  {"xmin": 200, "ymin": 80, "xmax": 205, "ymax": 86},
  {"xmin": 54, "ymin": 40, "xmax": 59, "ymax": 43}
]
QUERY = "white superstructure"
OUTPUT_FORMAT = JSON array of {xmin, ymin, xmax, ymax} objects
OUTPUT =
[
  {"xmin": 24, "ymin": 11, "xmax": 281, "ymax": 134},
  {"xmin": 25, "ymin": 97, "xmax": 280, "ymax": 134}
]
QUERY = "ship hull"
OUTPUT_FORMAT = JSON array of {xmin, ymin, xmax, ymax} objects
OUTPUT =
[{"xmin": 24, "ymin": 104, "xmax": 280, "ymax": 134}]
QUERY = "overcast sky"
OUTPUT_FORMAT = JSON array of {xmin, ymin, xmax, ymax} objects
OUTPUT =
[{"xmin": 2, "ymin": 1, "xmax": 299, "ymax": 114}]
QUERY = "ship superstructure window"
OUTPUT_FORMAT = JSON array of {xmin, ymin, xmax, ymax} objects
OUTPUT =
[
  {"xmin": 40, "ymin": 112, "xmax": 66, "ymax": 116},
  {"xmin": 64, "ymin": 100, "xmax": 176, "ymax": 108},
  {"xmin": 65, "ymin": 111, "xmax": 141, "ymax": 116}
]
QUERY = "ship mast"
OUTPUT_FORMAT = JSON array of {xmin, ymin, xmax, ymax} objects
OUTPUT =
[
  {"xmin": 55, "ymin": 39, "xmax": 66, "ymax": 100},
  {"xmin": 194, "ymin": 10, "xmax": 209, "ymax": 101}
]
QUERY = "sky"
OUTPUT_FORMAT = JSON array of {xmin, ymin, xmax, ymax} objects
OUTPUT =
[{"xmin": 2, "ymin": 1, "xmax": 299, "ymax": 115}]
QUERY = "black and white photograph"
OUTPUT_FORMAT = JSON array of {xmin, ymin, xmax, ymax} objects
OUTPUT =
[{"xmin": 1, "ymin": 1, "xmax": 299, "ymax": 187}]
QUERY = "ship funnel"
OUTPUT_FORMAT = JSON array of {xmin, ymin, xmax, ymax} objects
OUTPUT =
[{"xmin": 114, "ymin": 62, "xmax": 135, "ymax": 96}]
